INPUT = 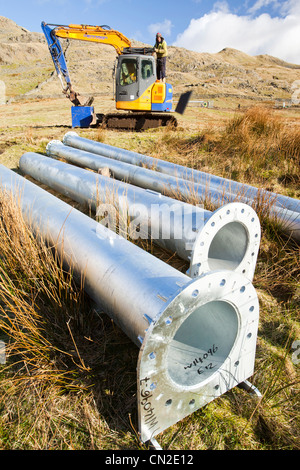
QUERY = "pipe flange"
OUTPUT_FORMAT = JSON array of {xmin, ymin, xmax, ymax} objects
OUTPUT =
[
  {"xmin": 137, "ymin": 270, "xmax": 259, "ymax": 443},
  {"xmin": 189, "ymin": 202, "xmax": 261, "ymax": 281}
]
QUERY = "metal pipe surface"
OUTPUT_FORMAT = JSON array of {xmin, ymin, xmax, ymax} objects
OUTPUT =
[
  {"xmin": 0, "ymin": 163, "xmax": 185, "ymax": 346},
  {"xmin": 0, "ymin": 163, "xmax": 260, "ymax": 444},
  {"xmin": 20, "ymin": 151, "xmax": 261, "ymax": 280},
  {"xmin": 47, "ymin": 139, "xmax": 300, "ymax": 241},
  {"xmin": 63, "ymin": 132, "xmax": 300, "ymax": 215}
]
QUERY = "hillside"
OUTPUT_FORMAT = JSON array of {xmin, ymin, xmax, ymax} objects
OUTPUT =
[{"xmin": 0, "ymin": 15, "xmax": 299, "ymax": 104}]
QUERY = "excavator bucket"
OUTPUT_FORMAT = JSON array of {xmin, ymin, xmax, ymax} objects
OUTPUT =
[
  {"xmin": 68, "ymin": 90, "xmax": 94, "ymax": 107},
  {"xmin": 71, "ymin": 106, "xmax": 97, "ymax": 128}
]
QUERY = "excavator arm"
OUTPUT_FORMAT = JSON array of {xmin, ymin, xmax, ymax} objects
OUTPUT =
[
  {"xmin": 47, "ymin": 23, "xmax": 132, "ymax": 55},
  {"xmin": 41, "ymin": 22, "xmax": 132, "ymax": 105}
]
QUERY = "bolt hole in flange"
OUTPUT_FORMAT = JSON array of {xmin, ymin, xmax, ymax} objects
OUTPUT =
[{"xmin": 166, "ymin": 300, "xmax": 238, "ymax": 387}]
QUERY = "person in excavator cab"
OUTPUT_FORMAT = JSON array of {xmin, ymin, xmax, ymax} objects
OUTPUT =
[
  {"xmin": 120, "ymin": 60, "xmax": 137, "ymax": 86},
  {"xmin": 154, "ymin": 32, "xmax": 168, "ymax": 83}
]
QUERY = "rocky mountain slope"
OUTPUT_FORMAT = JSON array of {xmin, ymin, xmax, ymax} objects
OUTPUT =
[{"xmin": 1, "ymin": 15, "xmax": 299, "ymax": 104}]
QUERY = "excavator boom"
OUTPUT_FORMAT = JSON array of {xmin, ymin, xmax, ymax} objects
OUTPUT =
[{"xmin": 49, "ymin": 23, "xmax": 132, "ymax": 55}]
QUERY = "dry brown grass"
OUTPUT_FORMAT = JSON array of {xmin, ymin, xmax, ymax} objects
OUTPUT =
[
  {"xmin": 141, "ymin": 106, "xmax": 300, "ymax": 194},
  {"xmin": 214, "ymin": 106, "xmax": 300, "ymax": 187},
  {"xmin": 0, "ymin": 190, "xmax": 89, "ymax": 390},
  {"xmin": 223, "ymin": 106, "xmax": 299, "ymax": 157}
]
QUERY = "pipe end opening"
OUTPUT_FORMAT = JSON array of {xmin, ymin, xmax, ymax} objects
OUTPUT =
[
  {"xmin": 190, "ymin": 203, "xmax": 261, "ymax": 278},
  {"xmin": 207, "ymin": 221, "xmax": 249, "ymax": 271},
  {"xmin": 167, "ymin": 300, "xmax": 239, "ymax": 387}
]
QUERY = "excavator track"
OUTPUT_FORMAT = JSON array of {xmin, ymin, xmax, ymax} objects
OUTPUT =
[{"xmin": 97, "ymin": 113, "xmax": 178, "ymax": 131}]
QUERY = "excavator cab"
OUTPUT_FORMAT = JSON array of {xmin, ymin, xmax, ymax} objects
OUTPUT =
[{"xmin": 115, "ymin": 54, "xmax": 173, "ymax": 113}]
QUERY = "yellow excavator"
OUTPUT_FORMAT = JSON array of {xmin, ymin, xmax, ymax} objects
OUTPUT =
[{"xmin": 41, "ymin": 22, "xmax": 191, "ymax": 130}]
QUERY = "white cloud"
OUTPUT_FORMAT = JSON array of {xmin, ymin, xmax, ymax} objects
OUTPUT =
[
  {"xmin": 212, "ymin": 1, "xmax": 230, "ymax": 13},
  {"xmin": 173, "ymin": 1, "xmax": 300, "ymax": 64},
  {"xmin": 148, "ymin": 19, "xmax": 173, "ymax": 38},
  {"xmin": 279, "ymin": 0, "xmax": 300, "ymax": 16},
  {"xmin": 248, "ymin": 0, "xmax": 281, "ymax": 15}
]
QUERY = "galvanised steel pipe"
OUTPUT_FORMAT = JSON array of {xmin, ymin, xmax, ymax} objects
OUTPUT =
[
  {"xmin": 46, "ymin": 139, "xmax": 300, "ymax": 242},
  {"xmin": 0, "ymin": 163, "xmax": 260, "ymax": 445},
  {"xmin": 63, "ymin": 131, "xmax": 300, "ymax": 215},
  {"xmin": 20, "ymin": 151, "xmax": 261, "ymax": 281}
]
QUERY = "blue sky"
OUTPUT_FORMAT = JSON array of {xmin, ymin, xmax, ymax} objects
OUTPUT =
[{"xmin": 1, "ymin": 0, "xmax": 299, "ymax": 63}]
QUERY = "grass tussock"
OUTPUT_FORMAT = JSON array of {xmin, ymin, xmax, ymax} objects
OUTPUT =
[
  {"xmin": 138, "ymin": 106, "xmax": 300, "ymax": 197},
  {"xmin": 220, "ymin": 106, "xmax": 300, "ymax": 175},
  {"xmin": 212, "ymin": 107, "xmax": 300, "ymax": 193}
]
